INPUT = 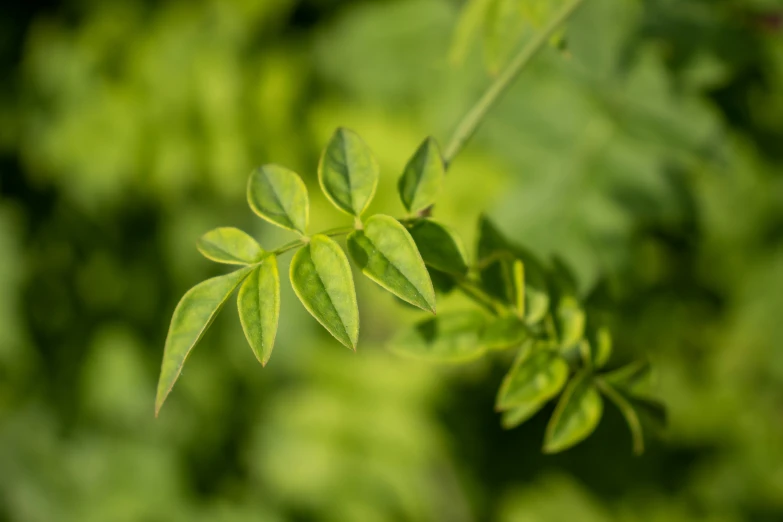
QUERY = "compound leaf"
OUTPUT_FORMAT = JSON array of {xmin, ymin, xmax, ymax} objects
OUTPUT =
[
  {"xmin": 496, "ymin": 347, "xmax": 569, "ymax": 412},
  {"xmin": 290, "ymin": 235, "xmax": 358, "ymax": 349},
  {"xmin": 237, "ymin": 257, "xmax": 280, "ymax": 366},
  {"xmin": 247, "ymin": 164, "xmax": 309, "ymax": 235},
  {"xmin": 348, "ymin": 215, "xmax": 436, "ymax": 313},
  {"xmin": 156, "ymin": 266, "xmax": 253, "ymax": 415},
  {"xmin": 318, "ymin": 127, "xmax": 379, "ymax": 216},
  {"xmin": 398, "ymin": 137, "xmax": 445, "ymax": 213},
  {"xmin": 406, "ymin": 219, "xmax": 468, "ymax": 276},
  {"xmin": 543, "ymin": 371, "xmax": 603, "ymax": 453},
  {"xmin": 388, "ymin": 311, "xmax": 487, "ymax": 363},
  {"xmin": 197, "ymin": 227, "xmax": 264, "ymax": 265}
]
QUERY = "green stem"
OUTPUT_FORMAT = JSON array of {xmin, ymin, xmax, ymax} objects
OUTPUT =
[
  {"xmin": 442, "ymin": 0, "xmax": 585, "ymax": 167},
  {"xmin": 455, "ymin": 277, "xmax": 507, "ymax": 315}
]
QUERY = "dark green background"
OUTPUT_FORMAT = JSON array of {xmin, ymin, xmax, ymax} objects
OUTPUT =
[{"xmin": 1, "ymin": 0, "xmax": 782, "ymax": 520}]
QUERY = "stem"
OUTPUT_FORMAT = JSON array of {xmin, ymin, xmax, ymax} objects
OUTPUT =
[
  {"xmin": 442, "ymin": 0, "xmax": 585, "ymax": 167},
  {"xmin": 455, "ymin": 277, "xmax": 507, "ymax": 315}
]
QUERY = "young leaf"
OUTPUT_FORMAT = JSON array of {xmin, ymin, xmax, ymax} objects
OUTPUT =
[
  {"xmin": 482, "ymin": 315, "xmax": 528, "ymax": 350},
  {"xmin": 586, "ymin": 324, "xmax": 612, "ymax": 368},
  {"xmin": 156, "ymin": 266, "xmax": 253, "ymax": 415},
  {"xmin": 398, "ymin": 137, "xmax": 445, "ymax": 213},
  {"xmin": 347, "ymin": 215, "xmax": 436, "ymax": 313},
  {"xmin": 543, "ymin": 371, "xmax": 604, "ymax": 453},
  {"xmin": 554, "ymin": 296, "xmax": 586, "ymax": 348},
  {"xmin": 318, "ymin": 127, "xmax": 379, "ymax": 216},
  {"xmin": 290, "ymin": 235, "xmax": 359, "ymax": 349},
  {"xmin": 197, "ymin": 227, "xmax": 264, "ymax": 265},
  {"xmin": 495, "ymin": 347, "xmax": 569, "ymax": 412},
  {"xmin": 388, "ymin": 311, "xmax": 487, "ymax": 363},
  {"xmin": 406, "ymin": 219, "xmax": 468, "ymax": 276},
  {"xmin": 237, "ymin": 257, "xmax": 280, "ymax": 366},
  {"xmin": 247, "ymin": 164, "xmax": 309, "ymax": 235}
]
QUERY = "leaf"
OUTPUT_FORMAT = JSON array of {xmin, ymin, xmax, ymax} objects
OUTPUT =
[
  {"xmin": 398, "ymin": 137, "xmax": 445, "ymax": 213},
  {"xmin": 543, "ymin": 371, "xmax": 604, "ymax": 453},
  {"xmin": 554, "ymin": 296, "xmax": 586, "ymax": 348},
  {"xmin": 406, "ymin": 219, "xmax": 468, "ymax": 275},
  {"xmin": 247, "ymin": 164, "xmax": 309, "ymax": 235},
  {"xmin": 603, "ymin": 360, "xmax": 651, "ymax": 391},
  {"xmin": 156, "ymin": 266, "xmax": 253, "ymax": 415},
  {"xmin": 318, "ymin": 127, "xmax": 379, "ymax": 216},
  {"xmin": 347, "ymin": 215, "xmax": 436, "ymax": 313},
  {"xmin": 237, "ymin": 257, "xmax": 280, "ymax": 366},
  {"xmin": 501, "ymin": 401, "xmax": 546, "ymax": 429},
  {"xmin": 476, "ymin": 215, "xmax": 549, "ymax": 323},
  {"xmin": 586, "ymin": 324, "xmax": 612, "ymax": 368},
  {"xmin": 628, "ymin": 395, "xmax": 667, "ymax": 432},
  {"xmin": 449, "ymin": 0, "xmax": 493, "ymax": 66},
  {"xmin": 290, "ymin": 235, "xmax": 359, "ymax": 349},
  {"xmin": 482, "ymin": 315, "xmax": 528, "ymax": 350},
  {"xmin": 596, "ymin": 379, "xmax": 644, "ymax": 455},
  {"xmin": 496, "ymin": 347, "xmax": 569, "ymax": 412},
  {"xmin": 196, "ymin": 227, "xmax": 264, "ymax": 265},
  {"xmin": 388, "ymin": 311, "xmax": 487, "ymax": 363}
]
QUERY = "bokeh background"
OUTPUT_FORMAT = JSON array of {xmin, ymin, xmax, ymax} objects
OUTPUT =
[{"xmin": 1, "ymin": 0, "xmax": 782, "ymax": 520}]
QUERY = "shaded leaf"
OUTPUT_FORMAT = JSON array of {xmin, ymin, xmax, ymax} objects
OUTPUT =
[
  {"xmin": 237, "ymin": 257, "xmax": 280, "ymax": 366},
  {"xmin": 290, "ymin": 235, "xmax": 359, "ymax": 349},
  {"xmin": 596, "ymin": 378, "xmax": 644, "ymax": 455},
  {"xmin": 543, "ymin": 371, "xmax": 603, "ymax": 453},
  {"xmin": 156, "ymin": 266, "xmax": 253, "ymax": 415},
  {"xmin": 247, "ymin": 164, "xmax": 309, "ymax": 235},
  {"xmin": 398, "ymin": 137, "xmax": 445, "ymax": 213},
  {"xmin": 197, "ymin": 227, "xmax": 264, "ymax": 265},
  {"xmin": 407, "ymin": 219, "xmax": 468, "ymax": 276},
  {"xmin": 388, "ymin": 311, "xmax": 487, "ymax": 363},
  {"xmin": 603, "ymin": 360, "xmax": 650, "ymax": 391},
  {"xmin": 496, "ymin": 347, "xmax": 569, "ymax": 412},
  {"xmin": 628, "ymin": 395, "xmax": 667, "ymax": 432},
  {"xmin": 502, "ymin": 401, "xmax": 546, "ymax": 429},
  {"xmin": 318, "ymin": 127, "xmax": 379, "ymax": 216},
  {"xmin": 348, "ymin": 215, "xmax": 436, "ymax": 313},
  {"xmin": 483, "ymin": 315, "xmax": 528, "ymax": 350},
  {"xmin": 586, "ymin": 324, "xmax": 612, "ymax": 368}
]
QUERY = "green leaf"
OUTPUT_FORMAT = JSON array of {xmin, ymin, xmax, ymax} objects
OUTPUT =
[
  {"xmin": 543, "ymin": 371, "xmax": 604, "ymax": 453},
  {"xmin": 596, "ymin": 379, "xmax": 645, "ymax": 455},
  {"xmin": 388, "ymin": 311, "xmax": 487, "ymax": 363},
  {"xmin": 318, "ymin": 127, "xmax": 379, "ymax": 216},
  {"xmin": 247, "ymin": 164, "xmax": 309, "ymax": 235},
  {"xmin": 406, "ymin": 219, "xmax": 468, "ymax": 276},
  {"xmin": 628, "ymin": 395, "xmax": 667, "ymax": 432},
  {"xmin": 398, "ymin": 137, "xmax": 445, "ymax": 213},
  {"xmin": 237, "ymin": 257, "xmax": 280, "ymax": 366},
  {"xmin": 156, "ymin": 266, "xmax": 253, "ymax": 415},
  {"xmin": 347, "ymin": 215, "xmax": 436, "ymax": 313},
  {"xmin": 554, "ymin": 296, "xmax": 586, "ymax": 348},
  {"xmin": 290, "ymin": 235, "xmax": 359, "ymax": 350},
  {"xmin": 502, "ymin": 401, "xmax": 545, "ymax": 430},
  {"xmin": 603, "ymin": 360, "xmax": 650, "ymax": 391},
  {"xmin": 586, "ymin": 324, "xmax": 612, "ymax": 368},
  {"xmin": 496, "ymin": 347, "xmax": 569, "ymax": 412},
  {"xmin": 483, "ymin": 315, "xmax": 528, "ymax": 350},
  {"xmin": 196, "ymin": 227, "xmax": 264, "ymax": 265},
  {"xmin": 476, "ymin": 215, "xmax": 550, "ymax": 323}
]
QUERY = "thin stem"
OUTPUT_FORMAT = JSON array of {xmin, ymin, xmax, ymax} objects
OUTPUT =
[
  {"xmin": 442, "ymin": 0, "xmax": 585, "ymax": 167},
  {"xmin": 320, "ymin": 226, "xmax": 355, "ymax": 237},
  {"xmin": 455, "ymin": 277, "xmax": 507, "ymax": 315},
  {"xmin": 271, "ymin": 239, "xmax": 305, "ymax": 256}
]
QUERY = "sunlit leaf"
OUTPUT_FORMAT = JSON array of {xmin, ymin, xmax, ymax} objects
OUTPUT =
[
  {"xmin": 318, "ymin": 127, "xmax": 379, "ymax": 216},
  {"xmin": 237, "ymin": 257, "xmax": 280, "ymax": 366},
  {"xmin": 398, "ymin": 137, "xmax": 444, "ymax": 213},
  {"xmin": 247, "ymin": 164, "xmax": 309, "ymax": 235},
  {"xmin": 196, "ymin": 227, "xmax": 264, "ymax": 265},
  {"xmin": 483, "ymin": 315, "xmax": 528, "ymax": 350},
  {"xmin": 543, "ymin": 371, "xmax": 603, "ymax": 453},
  {"xmin": 348, "ymin": 215, "xmax": 436, "ymax": 313},
  {"xmin": 290, "ymin": 234, "xmax": 359, "ymax": 350},
  {"xmin": 406, "ymin": 219, "xmax": 468, "ymax": 276},
  {"xmin": 388, "ymin": 311, "xmax": 487, "ymax": 363},
  {"xmin": 496, "ymin": 346, "xmax": 569, "ymax": 412},
  {"xmin": 155, "ymin": 266, "xmax": 253, "ymax": 415},
  {"xmin": 554, "ymin": 296, "xmax": 586, "ymax": 347}
]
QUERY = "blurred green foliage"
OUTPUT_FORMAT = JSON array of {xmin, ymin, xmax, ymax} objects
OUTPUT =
[{"xmin": 1, "ymin": 0, "xmax": 782, "ymax": 521}]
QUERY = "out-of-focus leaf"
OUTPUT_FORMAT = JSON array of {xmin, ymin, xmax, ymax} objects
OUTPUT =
[
  {"xmin": 483, "ymin": 315, "xmax": 528, "ymax": 350},
  {"xmin": 449, "ymin": 0, "xmax": 493, "ymax": 66},
  {"xmin": 348, "ymin": 215, "xmax": 436, "ymax": 313},
  {"xmin": 586, "ymin": 324, "xmax": 612, "ymax": 368},
  {"xmin": 429, "ymin": 267, "xmax": 458, "ymax": 294},
  {"xmin": 603, "ymin": 360, "xmax": 650, "ymax": 391},
  {"xmin": 496, "ymin": 347, "xmax": 569, "ymax": 413},
  {"xmin": 628, "ymin": 395, "xmax": 667, "ymax": 432},
  {"xmin": 156, "ymin": 266, "xmax": 253, "ymax": 415},
  {"xmin": 543, "ymin": 371, "xmax": 603, "ymax": 453},
  {"xmin": 388, "ymin": 311, "xmax": 487, "ymax": 363},
  {"xmin": 318, "ymin": 127, "xmax": 379, "ymax": 216},
  {"xmin": 406, "ymin": 219, "xmax": 468, "ymax": 276},
  {"xmin": 247, "ymin": 164, "xmax": 309, "ymax": 235},
  {"xmin": 477, "ymin": 215, "xmax": 549, "ymax": 323},
  {"xmin": 554, "ymin": 296, "xmax": 586, "ymax": 348},
  {"xmin": 196, "ymin": 227, "xmax": 264, "ymax": 265},
  {"xmin": 596, "ymin": 378, "xmax": 644, "ymax": 455},
  {"xmin": 398, "ymin": 137, "xmax": 444, "ymax": 213},
  {"xmin": 290, "ymin": 235, "xmax": 358, "ymax": 350},
  {"xmin": 237, "ymin": 257, "xmax": 280, "ymax": 366}
]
